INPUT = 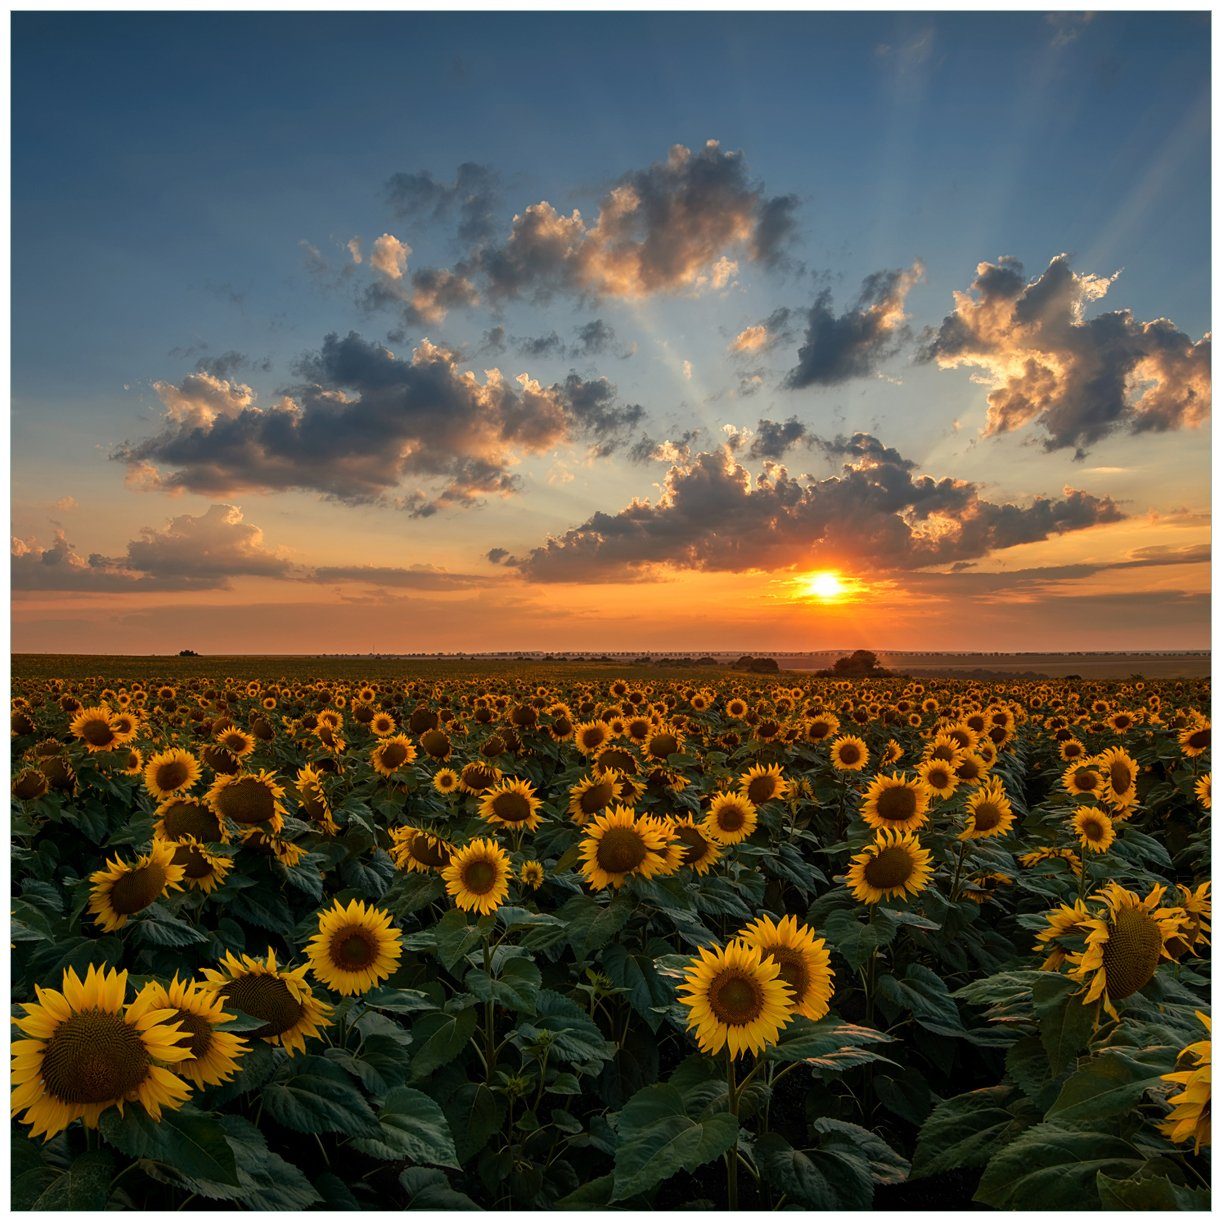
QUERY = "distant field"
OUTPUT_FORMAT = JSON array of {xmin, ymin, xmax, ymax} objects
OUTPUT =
[{"xmin": 11, "ymin": 650, "xmax": 1210, "ymax": 682}]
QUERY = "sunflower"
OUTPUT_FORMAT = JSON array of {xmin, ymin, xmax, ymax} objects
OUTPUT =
[
  {"xmin": 953, "ymin": 751, "xmax": 989, "ymax": 785},
  {"xmin": 669, "ymin": 815, "xmax": 722, "ymax": 875},
  {"xmin": 567, "ymin": 771, "xmax": 623, "ymax": 826},
  {"xmin": 214, "ymin": 726, "xmax": 256, "ymax": 759},
  {"xmin": 579, "ymin": 805, "xmax": 673, "ymax": 890},
  {"xmin": 142, "ymin": 747, "xmax": 202, "ymax": 801},
  {"xmin": 432, "ymin": 767, "xmax": 460, "ymax": 796},
  {"xmin": 676, "ymin": 940, "xmax": 794, "ymax": 1058},
  {"xmin": 738, "ymin": 763, "xmax": 789, "ymax": 806},
  {"xmin": 1067, "ymin": 884, "xmax": 1181, "ymax": 1019},
  {"xmin": 11, "ymin": 965, "xmax": 192, "ymax": 1140},
  {"xmin": 1062, "ymin": 762, "xmax": 1104, "ymax": 798},
  {"xmin": 206, "ymin": 769, "xmax": 286, "ymax": 833},
  {"xmin": 371, "ymin": 734, "xmax": 418, "ymax": 778},
  {"xmin": 477, "ymin": 777, "xmax": 544, "ymax": 833},
  {"xmin": 306, "ymin": 899, "xmax": 403, "ymax": 996},
  {"xmin": 1071, "ymin": 806, "xmax": 1115, "ymax": 854},
  {"xmin": 960, "ymin": 778, "xmax": 1015, "ymax": 840},
  {"xmin": 1019, "ymin": 845, "xmax": 1082, "ymax": 874},
  {"xmin": 120, "ymin": 747, "xmax": 144, "ymax": 776},
  {"xmin": 739, "ymin": 914, "xmax": 833, "ymax": 1021},
  {"xmin": 574, "ymin": 720, "xmax": 611, "ymax": 756},
  {"xmin": 12, "ymin": 768, "xmax": 48, "ymax": 801},
  {"xmin": 519, "ymin": 860, "xmax": 545, "ymax": 889},
  {"xmin": 164, "ymin": 836, "xmax": 233, "ymax": 894},
  {"xmin": 1165, "ymin": 882, "xmax": 1212, "ymax": 959},
  {"xmin": 295, "ymin": 764, "xmax": 338, "ymax": 835},
  {"xmin": 1179, "ymin": 721, "xmax": 1211, "ymax": 759},
  {"xmin": 1159, "ymin": 1012, "xmax": 1211, "ymax": 1152},
  {"xmin": 389, "ymin": 825, "xmax": 454, "ymax": 874},
  {"xmin": 846, "ymin": 830, "xmax": 934, "ymax": 905},
  {"xmin": 88, "ymin": 840, "xmax": 186, "ymax": 932},
  {"xmin": 458, "ymin": 761, "xmax": 501, "ymax": 795},
  {"xmin": 1059, "ymin": 737, "xmax": 1087, "ymax": 762},
  {"xmin": 239, "ymin": 827, "xmax": 306, "ymax": 868},
  {"xmin": 1034, "ymin": 900, "xmax": 1093, "ymax": 970},
  {"xmin": 200, "ymin": 950, "xmax": 332, "ymax": 1054},
  {"xmin": 830, "ymin": 735, "xmax": 869, "ymax": 772},
  {"xmin": 804, "ymin": 713, "xmax": 840, "ymax": 742},
  {"xmin": 703, "ymin": 792, "xmax": 758, "ymax": 845},
  {"xmin": 369, "ymin": 711, "xmax": 397, "ymax": 737},
  {"xmin": 724, "ymin": 697, "xmax": 749, "ymax": 721},
  {"xmin": 860, "ymin": 772, "xmax": 933, "ymax": 834},
  {"xmin": 139, "ymin": 976, "xmax": 247, "ymax": 1087},
  {"xmin": 1196, "ymin": 773, "xmax": 1212, "ymax": 810},
  {"xmin": 69, "ymin": 706, "xmax": 120, "ymax": 752},
  {"xmin": 916, "ymin": 757, "xmax": 958, "ymax": 799},
  {"xmin": 1094, "ymin": 746, "xmax": 1139, "ymax": 810},
  {"xmin": 441, "ymin": 838, "xmax": 513, "ymax": 914},
  {"xmin": 154, "ymin": 796, "xmax": 229, "ymax": 844}
]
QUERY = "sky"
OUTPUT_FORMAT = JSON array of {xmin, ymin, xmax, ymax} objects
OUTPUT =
[{"xmin": 9, "ymin": 11, "xmax": 1212, "ymax": 653}]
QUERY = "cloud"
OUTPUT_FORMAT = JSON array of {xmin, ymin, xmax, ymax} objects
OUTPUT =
[
  {"xmin": 920, "ymin": 253, "xmax": 1211, "ymax": 453},
  {"xmin": 746, "ymin": 417, "xmax": 813, "ymax": 461},
  {"xmin": 517, "ymin": 331, "xmax": 566, "ymax": 359},
  {"xmin": 476, "ymin": 140, "xmax": 798, "ymax": 302},
  {"xmin": 12, "ymin": 504, "xmax": 295, "ymax": 592},
  {"xmin": 385, "ymin": 162, "xmax": 500, "ymax": 246},
  {"xmin": 478, "ymin": 325, "xmax": 508, "ymax": 355},
  {"xmin": 628, "ymin": 429, "xmax": 702, "ymax": 465},
  {"xmin": 512, "ymin": 319, "xmax": 629, "ymax": 362},
  {"xmin": 1046, "ymin": 12, "xmax": 1094, "ymax": 47},
  {"xmin": 369, "ymin": 233, "xmax": 410, "ymax": 280},
  {"xmin": 117, "ymin": 333, "xmax": 646, "ymax": 515},
  {"xmin": 309, "ymin": 563, "xmax": 492, "ymax": 590},
  {"xmin": 495, "ymin": 431, "xmax": 1124, "ymax": 582},
  {"xmin": 783, "ymin": 263, "xmax": 923, "ymax": 388},
  {"xmin": 573, "ymin": 319, "xmax": 620, "ymax": 357}
]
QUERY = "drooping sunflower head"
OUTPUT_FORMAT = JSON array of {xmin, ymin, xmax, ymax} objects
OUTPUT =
[
  {"xmin": 12, "ymin": 768, "xmax": 49, "ymax": 801},
  {"xmin": 830, "ymin": 735, "xmax": 869, "ymax": 772},
  {"xmin": 1159, "ymin": 1011, "xmax": 1211, "ymax": 1153},
  {"xmin": 165, "ymin": 836, "xmax": 234, "ymax": 894},
  {"xmin": 206, "ymin": 769, "xmax": 286, "ymax": 833},
  {"xmin": 139, "ymin": 975, "xmax": 248, "ymax": 1087},
  {"xmin": 155, "ymin": 795, "xmax": 228, "ymax": 844},
  {"xmin": 846, "ymin": 829, "xmax": 934, "ymax": 906},
  {"xmin": 579, "ymin": 805, "xmax": 672, "ymax": 890},
  {"xmin": 1033, "ymin": 900, "xmax": 1093, "ymax": 970},
  {"xmin": 676, "ymin": 939, "xmax": 795, "ymax": 1059},
  {"xmin": 142, "ymin": 747, "xmax": 202, "ymax": 801},
  {"xmin": 702, "ymin": 792, "xmax": 759, "ymax": 845},
  {"xmin": 370, "ymin": 734, "xmax": 418, "ymax": 778},
  {"xmin": 1068, "ymin": 884, "xmax": 1180, "ymax": 1019},
  {"xmin": 200, "ymin": 949, "xmax": 332, "ymax": 1055},
  {"xmin": 458, "ymin": 761, "xmax": 502, "ymax": 795},
  {"xmin": 441, "ymin": 838, "xmax": 513, "ymax": 914},
  {"xmin": 1164, "ymin": 882, "xmax": 1212, "ymax": 960},
  {"xmin": 88, "ymin": 840, "xmax": 186, "ymax": 932},
  {"xmin": 1071, "ymin": 806, "xmax": 1115, "ymax": 854},
  {"xmin": 861, "ymin": 772, "xmax": 933, "ymax": 834},
  {"xmin": 669, "ymin": 815, "xmax": 722, "ymax": 875},
  {"xmin": 11, "ymin": 964, "xmax": 193, "ymax": 1140},
  {"xmin": 478, "ymin": 777, "xmax": 544, "ymax": 832},
  {"xmin": 960, "ymin": 777, "xmax": 1015, "ymax": 840},
  {"xmin": 306, "ymin": 899, "xmax": 403, "ymax": 996},
  {"xmin": 738, "ymin": 914, "xmax": 834, "ymax": 1021},
  {"xmin": 389, "ymin": 825, "xmax": 454, "ymax": 874}
]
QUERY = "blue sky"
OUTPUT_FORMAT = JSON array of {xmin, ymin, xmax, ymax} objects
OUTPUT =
[{"xmin": 10, "ymin": 12, "xmax": 1212, "ymax": 652}]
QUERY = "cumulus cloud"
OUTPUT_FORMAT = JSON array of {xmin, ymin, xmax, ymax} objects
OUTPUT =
[
  {"xmin": 152, "ymin": 370, "xmax": 258, "ymax": 429},
  {"xmin": 476, "ymin": 140, "xmax": 797, "ymax": 302},
  {"xmin": 729, "ymin": 307, "xmax": 795, "ymax": 357},
  {"xmin": 746, "ymin": 417, "xmax": 813, "ymax": 461},
  {"xmin": 117, "ymin": 333, "xmax": 646, "ymax": 515},
  {"xmin": 784, "ymin": 263, "xmax": 923, "ymax": 388},
  {"xmin": 369, "ymin": 233, "xmax": 410, "ymax": 280},
  {"xmin": 494, "ymin": 431, "xmax": 1123, "ymax": 582},
  {"xmin": 12, "ymin": 505, "xmax": 295, "ymax": 592},
  {"xmin": 921, "ymin": 253, "xmax": 1211, "ymax": 453}
]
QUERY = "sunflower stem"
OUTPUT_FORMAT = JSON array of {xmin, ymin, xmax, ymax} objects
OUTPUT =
[
  {"xmin": 949, "ymin": 840, "xmax": 968, "ymax": 903},
  {"xmin": 483, "ymin": 935, "xmax": 497, "ymax": 1081},
  {"xmin": 724, "ymin": 1051, "xmax": 740, "ymax": 1210}
]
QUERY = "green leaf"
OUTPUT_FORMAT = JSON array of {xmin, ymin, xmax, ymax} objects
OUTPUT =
[
  {"xmin": 99, "ymin": 1105, "xmax": 240, "ymax": 1186},
  {"xmin": 1047, "ymin": 1049, "xmax": 1174, "ymax": 1125},
  {"xmin": 512, "ymin": 988, "xmax": 615, "ymax": 1067},
  {"xmin": 133, "ymin": 905, "xmax": 209, "ymax": 947},
  {"xmin": 877, "ymin": 963, "xmax": 964, "ymax": 1036},
  {"xmin": 975, "ymin": 1121, "xmax": 1146, "ymax": 1209},
  {"xmin": 466, "ymin": 954, "xmax": 541, "ymax": 1014},
  {"xmin": 822, "ymin": 908, "xmax": 898, "ymax": 971},
  {"xmin": 29, "ymin": 1150, "xmax": 114, "ymax": 1210},
  {"xmin": 261, "ymin": 1055, "xmax": 380, "ymax": 1136},
  {"xmin": 433, "ymin": 908, "xmax": 487, "ymax": 971},
  {"xmin": 765, "ymin": 1014, "xmax": 894, "ymax": 1072},
  {"xmin": 611, "ymin": 1083, "xmax": 738, "ymax": 1200},
  {"xmin": 363, "ymin": 986, "xmax": 436, "ymax": 1014},
  {"xmin": 910, "ymin": 1085, "xmax": 1034, "ymax": 1180},
  {"xmin": 442, "ymin": 1081, "xmax": 505, "ymax": 1163},
  {"xmin": 1035, "ymin": 975, "xmax": 1096, "ymax": 1077},
  {"xmin": 351, "ymin": 1086, "xmax": 459, "ymax": 1167},
  {"xmin": 1097, "ymin": 1169, "xmax": 1211, "ymax": 1210},
  {"xmin": 399, "ymin": 1167, "xmax": 480, "ymax": 1209},
  {"xmin": 411, "ymin": 1006, "xmax": 478, "ymax": 1076},
  {"xmin": 601, "ymin": 943, "xmax": 673, "ymax": 1030},
  {"xmin": 753, "ymin": 1132, "xmax": 841, "ymax": 1209}
]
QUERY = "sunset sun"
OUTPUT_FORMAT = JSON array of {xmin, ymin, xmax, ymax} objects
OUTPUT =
[{"xmin": 802, "ymin": 571, "xmax": 849, "ymax": 601}]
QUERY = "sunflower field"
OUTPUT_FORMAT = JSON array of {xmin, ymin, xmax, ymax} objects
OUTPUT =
[{"xmin": 8, "ymin": 665, "xmax": 1212, "ymax": 1210}]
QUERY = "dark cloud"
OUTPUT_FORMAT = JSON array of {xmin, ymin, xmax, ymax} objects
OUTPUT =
[
  {"xmin": 309, "ymin": 564, "xmax": 492, "ymax": 590},
  {"xmin": 517, "ymin": 332, "xmax": 566, "ymax": 359},
  {"xmin": 748, "ymin": 417, "xmax": 813, "ymax": 461},
  {"xmin": 627, "ymin": 428, "xmax": 703, "ymax": 465},
  {"xmin": 498, "ymin": 431, "xmax": 1124, "ymax": 582},
  {"xmin": 573, "ymin": 318, "xmax": 619, "ymax": 357},
  {"xmin": 385, "ymin": 162, "xmax": 500, "ymax": 245},
  {"xmin": 920, "ymin": 253, "xmax": 1211, "ymax": 454},
  {"xmin": 478, "ymin": 325, "xmax": 508, "ymax": 355},
  {"xmin": 784, "ymin": 264, "xmax": 922, "ymax": 388},
  {"xmin": 117, "ymin": 333, "xmax": 645, "ymax": 515},
  {"xmin": 476, "ymin": 140, "xmax": 796, "ymax": 302}
]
